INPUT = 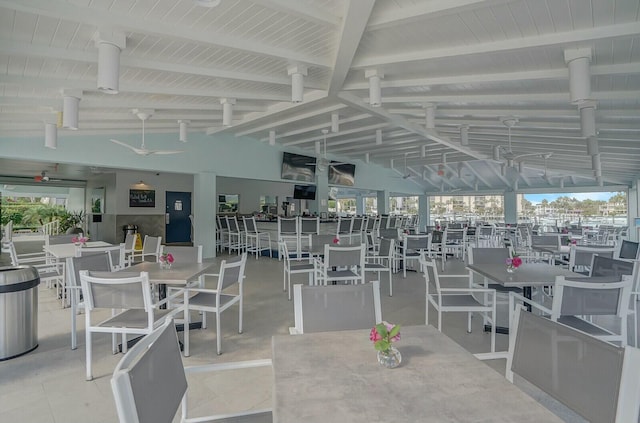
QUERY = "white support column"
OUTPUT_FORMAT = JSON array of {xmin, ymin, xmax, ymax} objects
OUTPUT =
[
  {"xmin": 355, "ymin": 194, "xmax": 364, "ymax": 215},
  {"xmin": 377, "ymin": 189, "xmax": 389, "ymax": 215},
  {"xmin": 194, "ymin": 172, "xmax": 217, "ymax": 258},
  {"xmin": 419, "ymin": 194, "xmax": 429, "ymax": 232},
  {"xmin": 313, "ymin": 172, "xmax": 329, "ymax": 216},
  {"xmin": 629, "ymin": 181, "xmax": 639, "ymax": 242}
]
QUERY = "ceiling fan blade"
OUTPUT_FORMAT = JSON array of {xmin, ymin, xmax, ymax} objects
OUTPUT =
[
  {"xmin": 110, "ymin": 139, "xmax": 145, "ymax": 154},
  {"xmin": 145, "ymin": 150, "xmax": 184, "ymax": 155}
]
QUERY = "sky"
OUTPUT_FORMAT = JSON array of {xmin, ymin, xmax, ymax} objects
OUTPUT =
[{"xmin": 524, "ymin": 191, "xmax": 617, "ymax": 205}]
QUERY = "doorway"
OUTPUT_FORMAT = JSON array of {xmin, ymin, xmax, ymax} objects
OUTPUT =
[{"xmin": 165, "ymin": 191, "xmax": 192, "ymax": 244}]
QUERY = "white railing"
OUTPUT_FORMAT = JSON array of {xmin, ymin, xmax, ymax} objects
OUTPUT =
[{"xmin": 42, "ymin": 220, "xmax": 60, "ymax": 235}]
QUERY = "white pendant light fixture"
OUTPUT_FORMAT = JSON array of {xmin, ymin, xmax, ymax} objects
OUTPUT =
[
  {"xmin": 424, "ymin": 103, "xmax": 436, "ymax": 129},
  {"xmin": 375, "ymin": 129, "xmax": 382, "ymax": 145},
  {"xmin": 45, "ymin": 122, "xmax": 57, "ymax": 149},
  {"xmin": 331, "ymin": 113, "xmax": 339, "ymax": 133},
  {"xmin": 178, "ymin": 120, "xmax": 189, "ymax": 142},
  {"xmin": 459, "ymin": 124, "xmax": 469, "ymax": 146},
  {"xmin": 269, "ymin": 130, "xmax": 276, "ymax": 146},
  {"xmin": 365, "ymin": 69, "xmax": 383, "ymax": 107},
  {"xmin": 564, "ymin": 48, "xmax": 593, "ymax": 105},
  {"xmin": 62, "ymin": 89, "xmax": 82, "ymax": 130},
  {"xmin": 221, "ymin": 98, "xmax": 235, "ymax": 127},
  {"xmin": 94, "ymin": 30, "xmax": 126, "ymax": 94},
  {"xmin": 287, "ymin": 64, "xmax": 307, "ymax": 103}
]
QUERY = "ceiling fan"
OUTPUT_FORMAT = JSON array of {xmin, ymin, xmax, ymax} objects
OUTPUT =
[
  {"xmin": 34, "ymin": 170, "xmax": 61, "ymax": 182},
  {"xmin": 110, "ymin": 110, "xmax": 184, "ymax": 156},
  {"xmin": 392, "ymin": 153, "xmax": 414, "ymax": 179},
  {"xmin": 495, "ymin": 117, "xmax": 552, "ymax": 168},
  {"xmin": 307, "ymin": 129, "xmax": 347, "ymax": 172}
]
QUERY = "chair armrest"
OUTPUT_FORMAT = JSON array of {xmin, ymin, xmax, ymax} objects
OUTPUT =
[{"xmin": 440, "ymin": 288, "xmax": 495, "ymax": 294}]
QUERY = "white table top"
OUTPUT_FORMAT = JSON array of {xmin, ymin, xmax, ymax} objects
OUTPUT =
[
  {"xmin": 126, "ymin": 260, "xmax": 218, "ymax": 285},
  {"xmin": 272, "ymin": 326, "xmax": 563, "ymax": 423},
  {"xmin": 467, "ymin": 262, "xmax": 580, "ymax": 288},
  {"xmin": 44, "ymin": 241, "xmax": 112, "ymax": 259}
]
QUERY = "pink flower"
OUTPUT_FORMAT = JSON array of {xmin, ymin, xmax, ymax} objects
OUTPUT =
[
  {"xmin": 511, "ymin": 256, "xmax": 522, "ymax": 268},
  {"xmin": 333, "ymin": 237, "xmax": 340, "ymax": 244},
  {"xmin": 166, "ymin": 253, "xmax": 174, "ymax": 263},
  {"xmin": 571, "ymin": 239, "xmax": 577, "ymax": 245},
  {"xmin": 505, "ymin": 258, "xmax": 513, "ymax": 266},
  {"xmin": 71, "ymin": 236, "xmax": 78, "ymax": 243},
  {"xmin": 369, "ymin": 327, "xmax": 382, "ymax": 342}
]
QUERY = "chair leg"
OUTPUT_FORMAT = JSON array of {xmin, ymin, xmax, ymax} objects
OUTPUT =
[
  {"xmin": 425, "ymin": 297, "xmax": 429, "ymax": 326},
  {"xmin": 184, "ymin": 292, "xmax": 190, "ymax": 357},
  {"xmin": 437, "ymin": 309, "xmax": 442, "ymax": 331},
  {"xmin": 216, "ymin": 310, "xmax": 222, "ymax": 355},
  {"xmin": 85, "ymin": 314, "xmax": 92, "ymax": 381},
  {"xmin": 388, "ymin": 269, "xmax": 393, "ymax": 297},
  {"xmin": 239, "ymin": 293, "xmax": 243, "ymax": 334},
  {"xmin": 467, "ymin": 312, "xmax": 472, "ymax": 333}
]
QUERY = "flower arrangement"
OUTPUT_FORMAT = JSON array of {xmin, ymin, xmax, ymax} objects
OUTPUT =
[
  {"xmin": 71, "ymin": 236, "xmax": 89, "ymax": 245},
  {"xmin": 159, "ymin": 253, "xmax": 174, "ymax": 264},
  {"xmin": 505, "ymin": 255, "xmax": 522, "ymax": 272},
  {"xmin": 370, "ymin": 322, "xmax": 402, "ymax": 368},
  {"xmin": 332, "ymin": 237, "xmax": 340, "ymax": 244},
  {"xmin": 370, "ymin": 322, "xmax": 401, "ymax": 353}
]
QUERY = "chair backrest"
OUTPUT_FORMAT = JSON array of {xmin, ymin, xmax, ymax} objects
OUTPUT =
[
  {"xmin": 6, "ymin": 242, "xmax": 21, "ymax": 266},
  {"xmin": 419, "ymin": 257, "xmax": 442, "ymax": 294},
  {"xmin": 277, "ymin": 217, "xmax": 298, "ymax": 235},
  {"xmin": 225, "ymin": 216, "xmax": 240, "ymax": 233},
  {"xmin": 79, "ymin": 271, "xmax": 152, "ymax": 311},
  {"xmin": 569, "ymin": 245, "xmax": 615, "ymax": 271},
  {"xmin": 404, "ymin": 234, "xmax": 430, "ymax": 251},
  {"xmin": 552, "ymin": 275, "xmax": 633, "ymax": 319},
  {"xmin": 467, "ymin": 247, "xmax": 510, "ymax": 265},
  {"xmin": 378, "ymin": 228, "xmax": 399, "ymax": 240},
  {"xmin": 377, "ymin": 238, "xmax": 395, "ymax": 258},
  {"xmin": 618, "ymin": 240, "xmax": 640, "ymax": 260},
  {"xmin": 590, "ymin": 255, "xmax": 636, "ymax": 279},
  {"xmin": 111, "ymin": 319, "xmax": 188, "ymax": 423},
  {"xmin": 337, "ymin": 216, "xmax": 353, "ymax": 234},
  {"xmin": 242, "ymin": 216, "xmax": 257, "ymax": 233},
  {"xmin": 218, "ymin": 215, "xmax": 230, "ymax": 231},
  {"xmin": 293, "ymin": 281, "xmax": 382, "ymax": 334},
  {"xmin": 351, "ymin": 217, "xmax": 364, "ymax": 232},
  {"xmin": 531, "ymin": 234, "xmax": 560, "ymax": 248},
  {"xmin": 379, "ymin": 215, "xmax": 389, "ymax": 229},
  {"xmin": 216, "ymin": 253, "xmax": 247, "ymax": 291},
  {"xmin": 141, "ymin": 235, "xmax": 161, "ymax": 255},
  {"xmin": 300, "ymin": 217, "xmax": 319, "ymax": 235},
  {"xmin": 443, "ymin": 227, "xmax": 466, "ymax": 243},
  {"xmin": 366, "ymin": 216, "xmax": 377, "ymax": 231},
  {"xmin": 79, "ymin": 244, "xmax": 123, "ymax": 269},
  {"xmin": 324, "ymin": 243, "xmax": 365, "ymax": 269},
  {"xmin": 507, "ymin": 307, "xmax": 640, "ymax": 423},
  {"xmin": 67, "ymin": 252, "xmax": 113, "ymax": 289},
  {"xmin": 162, "ymin": 245, "xmax": 203, "ymax": 263},
  {"xmin": 124, "ymin": 233, "xmax": 136, "ymax": 252},
  {"xmin": 431, "ymin": 230, "xmax": 443, "ymax": 245}
]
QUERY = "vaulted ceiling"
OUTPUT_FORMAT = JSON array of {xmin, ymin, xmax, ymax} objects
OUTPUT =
[{"xmin": 1, "ymin": 0, "xmax": 639, "ymax": 193}]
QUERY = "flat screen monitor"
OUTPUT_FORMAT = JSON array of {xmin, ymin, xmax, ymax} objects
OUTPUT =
[
  {"xmin": 218, "ymin": 195, "xmax": 226, "ymax": 203},
  {"xmin": 293, "ymin": 184, "xmax": 316, "ymax": 200},
  {"xmin": 619, "ymin": 240, "xmax": 639, "ymax": 260},
  {"xmin": 328, "ymin": 162, "xmax": 355, "ymax": 186},
  {"xmin": 282, "ymin": 152, "xmax": 316, "ymax": 183}
]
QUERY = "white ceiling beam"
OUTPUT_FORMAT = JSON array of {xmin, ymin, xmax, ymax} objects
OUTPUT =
[
  {"xmin": 0, "ymin": 41, "xmax": 327, "ymax": 89},
  {"xmin": 0, "ymin": 0, "xmax": 330, "ymax": 68},
  {"xmin": 259, "ymin": 114, "xmax": 371, "ymax": 141},
  {"xmin": 353, "ymin": 21, "xmax": 640, "ymax": 68},
  {"xmin": 344, "ymin": 62, "xmax": 640, "ymax": 90},
  {"xmin": 462, "ymin": 162, "xmax": 493, "ymax": 188},
  {"xmin": 250, "ymin": 0, "xmax": 340, "ymax": 26},
  {"xmin": 367, "ymin": 0, "xmax": 510, "ymax": 31},
  {"xmin": 327, "ymin": 0, "xmax": 376, "ymax": 94},
  {"xmin": 235, "ymin": 104, "xmax": 348, "ymax": 137},
  {"xmin": 338, "ymin": 92, "xmax": 485, "ymax": 160},
  {"xmin": 205, "ymin": 90, "xmax": 328, "ymax": 135},
  {"xmin": 0, "ymin": 74, "xmax": 290, "ymax": 102},
  {"xmin": 283, "ymin": 122, "xmax": 389, "ymax": 147},
  {"xmin": 379, "ymin": 91, "xmax": 640, "ymax": 104}
]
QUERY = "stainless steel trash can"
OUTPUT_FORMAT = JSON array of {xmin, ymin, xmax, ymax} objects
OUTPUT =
[{"xmin": 0, "ymin": 266, "xmax": 39, "ymax": 360}]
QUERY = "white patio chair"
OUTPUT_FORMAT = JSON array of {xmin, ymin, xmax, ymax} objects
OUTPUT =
[
  {"xmin": 365, "ymin": 238, "xmax": 395, "ymax": 296},
  {"xmin": 315, "ymin": 243, "xmax": 366, "ymax": 286},
  {"xmin": 280, "ymin": 241, "xmax": 315, "ymax": 300},
  {"xmin": 129, "ymin": 235, "xmax": 162, "ymax": 264}
]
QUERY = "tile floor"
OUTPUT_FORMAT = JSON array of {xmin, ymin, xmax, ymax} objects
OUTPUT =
[{"xmin": 0, "ymin": 247, "xmax": 619, "ymax": 422}]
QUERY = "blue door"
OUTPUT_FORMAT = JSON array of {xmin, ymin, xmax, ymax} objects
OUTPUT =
[{"xmin": 165, "ymin": 191, "xmax": 192, "ymax": 243}]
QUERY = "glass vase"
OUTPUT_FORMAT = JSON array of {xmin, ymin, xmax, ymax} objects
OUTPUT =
[
  {"xmin": 506, "ymin": 265, "xmax": 515, "ymax": 273},
  {"xmin": 160, "ymin": 261, "xmax": 172, "ymax": 270},
  {"xmin": 377, "ymin": 346, "xmax": 402, "ymax": 369}
]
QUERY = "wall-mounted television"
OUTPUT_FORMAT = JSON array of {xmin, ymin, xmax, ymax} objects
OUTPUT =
[
  {"xmin": 282, "ymin": 152, "xmax": 316, "ymax": 183},
  {"xmin": 328, "ymin": 162, "xmax": 356, "ymax": 186},
  {"xmin": 618, "ymin": 240, "xmax": 639, "ymax": 260},
  {"xmin": 293, "ymin": 184, "xmax": 316, "ymax": 200}
]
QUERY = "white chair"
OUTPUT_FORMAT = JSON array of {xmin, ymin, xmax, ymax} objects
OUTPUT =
[
  {"xmin": 290, "ymin": 280, "xmax": 382, "ymax": 334},
  {"xmin": 400, "ymin": 233, "xmax": 431, "ymax": 278},
  {"xmin": 277, "ymin": 216, "xmax": 299, "ymax": 260},
  {"xmin": 65, "ymin": 252, "xmax": 113, "ymax": 350},
  {"xmin": 365, "ymin": 238, "xmax": 395, "ymax": 296},
  {"xmin": 7, "ymin": 241, "xmax": 63, "ymax": 296},
  {"xmin": 225, "ymin": 216, "xmax": 246, "ymax": 255},
  {"xmin": 129, "ymin": 235, "xmax": 162, "ymax": 264},
  {"xmin": 79, "ymin": 243, "xmax": 126, "ymax": 271},
  {"xmin": 336, "ymin": 216, "xmax": 353, "ymax": 243},
  {"xmin": 176, "ymin": 253, "xmax": 247, "ymax": 356},
  {"xmin": 79, "ymin": 270, "xmax": 183, "ymax": 380},
  {"xmin": 350, "ymin": 216, "xmax": 365, "ymax": 243},
  {"xmin": 441, "ymin": 227, "xmax": 467, "ymax": 270},
  {"xmin": 243, "ymin": 216, "xmax": 272, "ymax": 259},
  {"xmin": 281, "ymin": 241, "xmax": 315, "ymax": 300},
  {"xmin": 315, "ymin": 243, "xmax": 366, "ymax": 286},
  {"xmin": 567, "ymin": 244, "xmax": 615, "ymax": 274},
  {"xmin": 506, "ymin": 306, "xmax": 640, "ymax": 423},
  {"xmin": 111, "ymin": 319, "xmax": 272, "ymax": 423},
  {"xmin": 122, "ymin": 233, "xmax": 137, "ymax": 266},
  {"xmin": 420, "ymin": 256, "xmax": 497, "ymax": 353},
  {"xmin": 509, "ymin": 275, "xmax": 634, "ymax": 347}
]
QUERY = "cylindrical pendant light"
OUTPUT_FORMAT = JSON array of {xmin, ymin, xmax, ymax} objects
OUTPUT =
[
  {"xmin": 331, "ymin": 113, "xmax": 339, "ymax": 133},
  {"xmin": 178, "ymin": 120, "xmax": 189, "ymax": 142},
  {"xmin": 62, "ymin": 90, "xmax": 82, "ymax": 130},
  {"xmin": 365, "ymin": 69, "xmax": 383, "ymax": 107},
  {"xmin": 424, "ymin": 103, "xmax": 436, "ymax": 130},
  {"xmin": 375, "ymin": 129, "xmax": 382, "ymax": 145},
  {"xmin": 221, "ymin": 98, "xmax": 235, "ymax": 127},
  {"xmin": 288, "ymin": 64, "xmax": 307, "ymax": 103},
  {"xmin": 45, "ymin": 123, "xmax": 57, "ymax": 149},
  {"xmin": 460, "ymin": 124, "xmax": 469, "ymax": 146},
  {"xmin": 269, "ymin": 130, "xmax": 276, "ymax": 146},
  {"xmin": 564, "ymin": 48, "xmax": 592, "ymax": 105},
  {"xmin": 94, "ymin": 31, "xmax": 126, "ymax": 94}
]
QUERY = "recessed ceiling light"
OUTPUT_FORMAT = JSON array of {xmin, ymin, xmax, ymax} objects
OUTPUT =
[{"xmin": 194, "ymin": 0, "xmax": 221, "ymax": 7}]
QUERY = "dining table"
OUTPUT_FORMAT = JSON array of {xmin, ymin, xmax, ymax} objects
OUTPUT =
[
  {"xmin": 272, "ymin": 325, "xmax": 564, "ymax": 423},
  {"xmin": 44, "ymin": 241, "xmax": 112, "ymax": 259}
]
